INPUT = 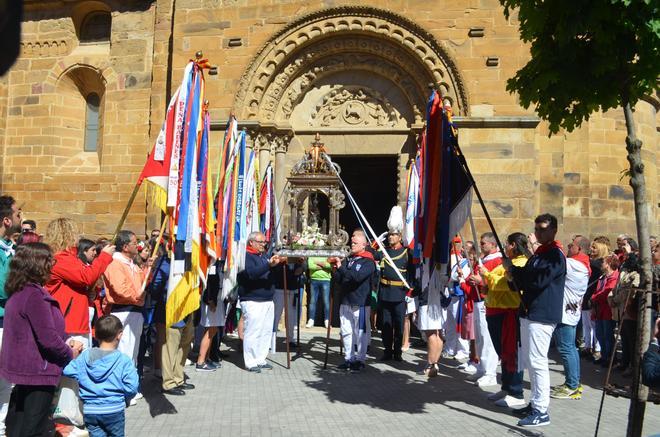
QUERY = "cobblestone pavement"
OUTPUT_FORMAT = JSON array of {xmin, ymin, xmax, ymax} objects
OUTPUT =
[{"xmin": 127, "ymin": 328, "xmax": 660, "ymax": 437}]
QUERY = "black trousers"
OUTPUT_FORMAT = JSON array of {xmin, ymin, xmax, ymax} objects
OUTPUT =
[
  {"xmin": 380, "ymin": 300, "xmax": 406, "ymax": 356},
  {"xmin": 6, "ymin": 384, "xmax": 55, "ymax": 437},
  {"xmin": 619, "ymin": 319, "xmax": 636, "ymax": 369}
]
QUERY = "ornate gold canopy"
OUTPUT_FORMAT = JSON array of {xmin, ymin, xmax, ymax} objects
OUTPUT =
[{"xmin": 277, "ymin": 134, "xmax": 349, "ymax": 257}]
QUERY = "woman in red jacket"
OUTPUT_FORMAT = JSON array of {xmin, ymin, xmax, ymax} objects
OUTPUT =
[
  {"xmin": 43, "ymin": 218, "xmax": 115, "ymax": 349},
  {"xmin": 590, "ymin": 254, "xmax": 620, "ymax": 366}
]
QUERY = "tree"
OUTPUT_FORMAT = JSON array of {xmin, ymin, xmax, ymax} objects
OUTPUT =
[{"xmin": 498, "ymin": 0, "xmax": 659, "ymax": 435}]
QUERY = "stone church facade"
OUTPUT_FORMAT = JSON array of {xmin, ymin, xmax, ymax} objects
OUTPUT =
[{"xmin": 0, "ymin": 0, "xmax": 657, "ymax": 240}]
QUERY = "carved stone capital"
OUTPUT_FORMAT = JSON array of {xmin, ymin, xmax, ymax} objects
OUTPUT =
[{"xmin": 272, "ymin": 133, "xmax": 292, "ymax": 154}]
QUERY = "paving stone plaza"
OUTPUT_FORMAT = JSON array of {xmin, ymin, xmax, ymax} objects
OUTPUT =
[{"xmin": 126, "ymin": 329, "xmax": 660, "ymax": 436}]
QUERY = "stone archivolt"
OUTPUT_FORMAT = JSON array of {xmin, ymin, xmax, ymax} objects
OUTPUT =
[
  {"xmin": 234, "ymin": 6, "xmax": 469, "ymax": 122},
  {"xmin": 274, "ymin": 42, "xmax": 427, "ymax": 124},
  {"xmin": 310, "ymin": 86, "xmax": 403, "ymax": 128}
]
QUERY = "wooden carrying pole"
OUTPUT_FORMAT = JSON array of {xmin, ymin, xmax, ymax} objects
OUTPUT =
[
  {"xmin": 283, "ymin": 266, "xmax": 291, "ymax": 369},
  {"xmin": 295, "ymin": 286, "xmax": 302, "ymax": 359},
  {"xmin": 323, "ymin": 280, "xmax": 335, "ymax": 369}
]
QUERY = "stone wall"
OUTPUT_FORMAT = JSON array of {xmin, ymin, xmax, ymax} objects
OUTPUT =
[{"xmin": 1, "ymin": 1, "xmax": 157, "ymax": 236}]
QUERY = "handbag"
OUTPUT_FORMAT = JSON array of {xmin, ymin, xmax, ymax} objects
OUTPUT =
[{"xmin": 52, "ymin": 376, "xmax": 84, "ymax": 426}]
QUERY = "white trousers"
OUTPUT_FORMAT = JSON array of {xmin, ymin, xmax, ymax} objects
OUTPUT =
[
  {"xmin": 113, "ymin": 311, "xmax": 144, "ymax": 365},
  {"xmin": 518, "ymin": 317, "xmax": 556, "ymax": 414},
  {"xmin": 474, "ymin": 301, "xmax": 498, "ymax": 376},
  {"xmin": 339, "ymin": 304, "xmax": 371, "ymax": 363},
  {"xmin": 443, "ymin": 296, "xmax": 469, "ymax": 356},
  {"xmin": 271, "ymin": 289, "xmax": 297, "ymax": 351},
  {"xmin": 0, "ymin": 327, "xmax": 12, "ymax": 436},
  {"xmin": 241, "ymin": 300, "xmax": 274, "ymax": 369},
  {"xmin": 581, "ymin": 310, "xmax": 600, "ymax": 352}
]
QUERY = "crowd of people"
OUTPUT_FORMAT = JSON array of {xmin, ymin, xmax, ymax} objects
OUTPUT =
[{"xmin": 0, "ymin": 193, "xmax": 658, "ymax": 435}]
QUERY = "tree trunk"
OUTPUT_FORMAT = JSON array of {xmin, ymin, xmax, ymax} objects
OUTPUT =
[{"xmin": 623, "ymin": 102, "xmax": 653, "ymax": 437}]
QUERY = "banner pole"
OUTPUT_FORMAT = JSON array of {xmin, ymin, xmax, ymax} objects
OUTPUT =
[
  {"xmin": 139, "ymin": 215, "xmax": 170, "ymax": 292},
  {"xmin": 112, "ymin": 182, "xmax": 141, "ymax": 241},
  {"xmin": 451, "ymin": 140, "xmax": 506, "ymax": 255}
]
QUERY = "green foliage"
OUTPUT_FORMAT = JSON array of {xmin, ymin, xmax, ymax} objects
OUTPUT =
[{"xmin": 500, "ymin": 0, "xmax": 660, "ymax": 134}]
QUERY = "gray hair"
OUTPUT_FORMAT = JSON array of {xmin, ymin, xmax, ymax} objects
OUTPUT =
[
  {"xmin": 248, "ymin": 231, "xmax": 264, "ymax": 242},
  {"xmin": 574, "ymin": 235, "xmax": 591, "ymax": 254}
]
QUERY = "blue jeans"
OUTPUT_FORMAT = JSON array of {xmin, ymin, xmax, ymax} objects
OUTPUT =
[
  {"xmin": 308, "ymin": 280, "xmax": 330, "ymax": 322},
  {"xmin": 595, "ymin": 319, "xmax": 615, "ymax": 362},
  {"xmin": 84, "ymin": 411, "xmax": 126, "ymax": 437},
  {"xmin": 554, "ymin": 323, "xmax": 580, "ymax": 389}
]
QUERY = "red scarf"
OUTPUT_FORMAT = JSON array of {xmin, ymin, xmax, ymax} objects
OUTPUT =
[
  {"xmin": 569, "ymin": 252, "xmax": 592, "ymax": 276},
  {"xmin": 354, "ymin": 250, "xmax": 375, "ymax": 261},
  {"xmin": 246, "ymin": 245, "xmax": 260, "ymax": 255},
  {"xmin": 534, "ymin": 240, "xmax": 563, "ymax": 255}
]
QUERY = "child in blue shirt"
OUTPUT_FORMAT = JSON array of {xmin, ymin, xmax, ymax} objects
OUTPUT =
[{"xmin": 63, "ymin": 315, "xmax": 139, "ymax": 437}]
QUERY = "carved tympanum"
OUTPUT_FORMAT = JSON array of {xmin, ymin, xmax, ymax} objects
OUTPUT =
[{"xmin": 310, "ymin": 86, "xmax": 401, "ymax": 127}]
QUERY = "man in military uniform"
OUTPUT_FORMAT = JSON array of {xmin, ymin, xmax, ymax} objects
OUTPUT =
[{"xmin": 378, "ymin": 206, "xmax": 413, "ymax": 362}]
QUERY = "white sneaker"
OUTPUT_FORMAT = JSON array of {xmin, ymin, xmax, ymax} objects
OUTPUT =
[
  {"xmin": 324, "ymin": 319, "xmax": 329, "ymax": 329},
  {"xmin": 495, "ymin": 395, "xmax": 526, "ymax": 408},
  {"xmin": 454, "ymin": 351, "xmax": 469, "ymax": 362},
  {"xmin": 306, "ymin": 319, "xmax": 314, "ymax": 328},
  {"xmin": 476, "ymin": 374, "xmax": 498, "ymax": 387},
  {"xmin": 133, "ymin": 392, "xmax": 144, "ymax": 401},
  {"xmin": 459, "ymin": 361, "xmax": 478, "ymax": 375},
  {"xmin": 129, "ymin": 398, "xmax": 137, "ymax": 407},
  {"xmin": 185, "ymin": 358, "xmax": 194, "ymax": 366},
  {"xmin": 488, "ymin": 390, "xmax": 508, "ymax": 401}
]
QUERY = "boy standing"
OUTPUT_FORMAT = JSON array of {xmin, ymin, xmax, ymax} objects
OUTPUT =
[{"xmin": 63, "ymin": 315, "xmax": 139, "ymax": 436}]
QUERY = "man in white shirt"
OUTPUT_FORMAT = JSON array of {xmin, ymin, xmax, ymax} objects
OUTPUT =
[{"xmin": 551, "ymin": 235, "xmax": 590, "ymax": 400}]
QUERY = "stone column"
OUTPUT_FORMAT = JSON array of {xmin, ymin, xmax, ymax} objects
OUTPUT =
[
  {"xmin": 256, "ymin": 132, "xmax": 272, "ymax": 179},
  {"xmin": 273, "ymin": 133, "xmax": 291, "ymax": 200}
]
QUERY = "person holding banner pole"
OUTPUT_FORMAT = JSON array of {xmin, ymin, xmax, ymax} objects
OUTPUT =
[
  {"xmin": 415, "ymin": 258, "xmax": 447, "ymax": 378},
  {"xmin": 377, "ymin": 206, "xmax": 413, "ymax": 362},
  {"xmin": 504, "ymin": 214, "xmax": 566, "ymax": 427}
]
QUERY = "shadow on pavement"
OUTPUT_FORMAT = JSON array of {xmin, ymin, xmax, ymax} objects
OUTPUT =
[{"xmin": 142, "ymin": 376, "xmax": 178, "ymax": 417}]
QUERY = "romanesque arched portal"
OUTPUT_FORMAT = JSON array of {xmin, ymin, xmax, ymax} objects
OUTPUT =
[{"xmin": 233, "ymin": 6, "xmax": 468, "ymax": 220}]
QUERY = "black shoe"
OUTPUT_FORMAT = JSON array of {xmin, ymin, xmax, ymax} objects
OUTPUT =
[
  {"xmin": 350, "ymin": 361, "xmax": 365, "ymax": 372},
  {"xmin": 393, "ymin": 354, "xmax": 403, "ymax": 362},
  {"xmin": 380, "ymin": 353, "xmax": 393, "ymax": 361},
  {"xmin": 512, "ymin": 403, "xmax": 533, "ymax": 417},
  {"xmin": 179, "ymin": 382, "xmax": 195, "ymax": 390},
  {"xmin": 162, "ymin": 387, "xmax": 186, "ymax": 396},
  {"xmin": 338, "ymin": 361, "xmax": 351, "ymax": 371},
  {"xmin": 247, "ymin": 366, "xmax": 261, "ymax": 373}
]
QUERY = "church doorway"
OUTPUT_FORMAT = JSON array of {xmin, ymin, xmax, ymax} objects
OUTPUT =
[{"xmin": 332, "ymin": 155, "xmax": 399, "ymax": 238}]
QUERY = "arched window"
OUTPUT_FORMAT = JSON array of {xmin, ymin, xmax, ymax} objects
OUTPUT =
[
  {"xmin": 84, "ymin": 93, "xmax": 100, "ymax": 152},
  {"xmin": 80, "ymin": 11, "xmax": 111, "ymax": 43}
]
